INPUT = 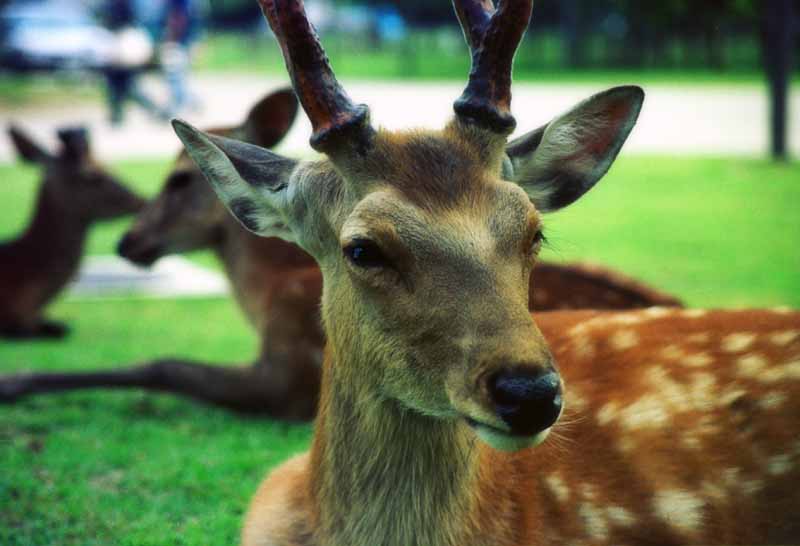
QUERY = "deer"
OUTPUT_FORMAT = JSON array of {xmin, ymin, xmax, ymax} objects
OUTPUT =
[
  {"xmin": 0, "ymin": 89, "xmax": 680, "ymax": 416},
  {"xmin": 0, "ymin": 125, "xmax": 145, "ymax": 340},
  {"xmin": 168, "ymin": 1, "xmax": 799, "ymax": 544}
]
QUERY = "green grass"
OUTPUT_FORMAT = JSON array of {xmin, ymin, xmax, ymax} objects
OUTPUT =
[{"xmin": 0, "ymin": 155, "xmax": 798, "ymax": 544}]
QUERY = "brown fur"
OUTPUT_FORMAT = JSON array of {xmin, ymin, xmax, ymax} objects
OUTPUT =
[{"xmin": 245, "ymin": 308, "xmax": 800, "ymax": 546}]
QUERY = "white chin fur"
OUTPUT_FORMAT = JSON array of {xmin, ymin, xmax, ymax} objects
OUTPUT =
[{"xmin": 475, "ymin": 425, "xmax": 551, "ymax": 452}]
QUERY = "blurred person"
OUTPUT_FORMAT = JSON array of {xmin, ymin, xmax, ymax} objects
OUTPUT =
[
  {"xmin": 103, "ymin": 0, "xmax": 168, "ymax": 126},
  {"xmin": 160, "ymin": 0, "xmax": 203, "ymax": 117}
]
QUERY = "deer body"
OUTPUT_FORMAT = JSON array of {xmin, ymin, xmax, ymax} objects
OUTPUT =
[
  {"xmin": 244, "ymin": 308, "xmax": 800, "ymax": 546},
  {"xmin": 0, "ymin": 126, "xmax": 144, "ymax": 338}
]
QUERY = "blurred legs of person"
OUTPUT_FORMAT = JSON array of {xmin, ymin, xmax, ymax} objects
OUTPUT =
[
  {"xmin": 105, "ymin": 68, "xmax": 169, "ymax": 127},
  {"xmin": 161, "ymin": 41, "xmax": 199, "ymax": 116}
]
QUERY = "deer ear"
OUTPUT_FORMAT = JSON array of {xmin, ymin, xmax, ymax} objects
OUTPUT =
[
  {"xmin": 241, "ymin": 88, "xmax": 299, "ymax": 149},
  {"xmin": 172, "ymin": 119, "xmax": 300, "ymax": 242},
  {"xmin": 506, "ymin": 86, "xmax": 644, "ymax": 212},
  {"xmin": 8, "ymin": 124, "xmax": 51, "ymax": 164}
]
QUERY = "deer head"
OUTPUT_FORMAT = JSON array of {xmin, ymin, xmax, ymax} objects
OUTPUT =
[
  {"xmin": 8, "ymin": 125, "xmax": 145, "ymax": 222},
  {"xmin": 118, "ymin": 89, "xmax": 299, "ymax": 266},
  {"xmin": 174, "ymin": 0, "xmax": 643, "ymax": 452}
]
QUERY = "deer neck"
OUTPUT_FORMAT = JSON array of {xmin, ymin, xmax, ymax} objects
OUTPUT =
[
  {"xmin": 308, "ymin": 350, "xmax": 483, "ymax": 546},
  {"xmin": 19, "ymin": 185, "xmax": 89, "ymax": 273},
  {"xmin": 213, "ymin": 217, "xmax": 317, "ymax": 330}
]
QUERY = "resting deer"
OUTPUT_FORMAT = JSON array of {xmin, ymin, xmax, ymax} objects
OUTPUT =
[
  {"xmin": 170, "ymin": 1, "xmax": 799, "ymax": 544},
  {"xmin": 0, "ymin": 125, "xmax": 145, "ymax": 339},
  {"xmin": 0, "ymin": 89, "xmax": 680, "ymax": 415}
]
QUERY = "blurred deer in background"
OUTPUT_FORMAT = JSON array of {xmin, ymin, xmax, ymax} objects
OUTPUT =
[
  {"xmin": 0, "ymin": 91, "xmax": 681, "ymax": 416},
  {"xmin": 0, "ymin": 126, "xmax": 145, "ymax": 339},
  {"xmin": 169, "ymin": 0, "xmax": 799, "ymax": 544}
]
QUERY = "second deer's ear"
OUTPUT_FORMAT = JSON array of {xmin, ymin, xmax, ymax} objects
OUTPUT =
[
  {"xmin": 506, "ymin": 86, "xmax": 644, "ymax": 212},
  {"xmin": 8, "ymin": 124, "xmax": 51, "ymax": 164},
  {"xmin": 241, "ymin": 88, "xmax": 299, "ymax": 149},
  {"xmin": 172, "ymin": 119, "xmax": 300, "ymax": 242}
]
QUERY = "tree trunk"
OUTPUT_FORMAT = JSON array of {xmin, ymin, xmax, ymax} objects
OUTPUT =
[{"xmin": 762, "ymin": 0, "xmax": 795, "ymax": 160}]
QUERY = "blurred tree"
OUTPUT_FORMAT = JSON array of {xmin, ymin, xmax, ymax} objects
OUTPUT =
[{"xmin": 762, "ymin": 0, "xmax": 795, "ymax": 160}]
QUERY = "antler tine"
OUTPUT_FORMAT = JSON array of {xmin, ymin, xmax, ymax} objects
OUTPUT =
[
  {"xmin": 452, "ymin": 0, "xmax": 534, "ymax": 135},
  {"xmin": 452, "ymin": 0, "xmax": 494, "ymax": 49},
  {"xmin": 257, "ymin": 0, "xmax": 374, "ymax": 155}
]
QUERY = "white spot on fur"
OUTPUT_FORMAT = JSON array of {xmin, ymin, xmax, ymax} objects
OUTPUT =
[
  {"xmin": 619, "ymin": 394, "xmax": 670, "ymax": 430},
  {"xmin": 771, "ymin": 306, "xmax": 794, "ymax": 314},
  {"xmin": 569, "ymin": 322, "xmax": 590, "ymax": 337},
  {"xmin": 688, "ymin": 373, "xmax": 716, "ymax": 411},
  {"xmin": 610, "ymin": 313, "xmax": 645, "ymax": 325},
  {"xmin": 719, "ymin": 388, "xmax": 747, "ymax": 406},
  {"xmin": 770, "ymin": 330, "xmax": 799, "ymax": 346},
  {"xmin": 682, "ymin": 309, "xmax": 708, "ymax": 318},
  {"xmin": 572, "ymin": 335, "xmax": 596, "ymax": 359},
  {"xmin": 684, "ymin": 352, "xmax": 713, "ymax": 368},
  {"xmin": 597, "ymin": 402, "xmax": 619, "ymax": 426},
  {"xmin": 701, "ymin": 481, "xmax": 728, "ymax": 502},
  {"xmin": 759, "ymin": 367, "xmax": 784, "ymax": 384},
  {"xmin": 610, "ymin": 330, "xmax": 639, "ymax": 351},
  {"xmin": 784, "ymin": 360, "xmax": 800, "ymax": 379},
  {"xmin": 660, "ymin": 344, "xmax": 684, "ymax": 360},
  {"xmin": 545, "ymin": 474, "xmax": 570, "ymax": 504},
  {"xmin": 759, "ymin": 391, "xmax": 787, "ymax": 410},
  {"xmin": 737, "ymin": 353, "xmax": 768, "ymax": 378},
  {"xmin": 643, "ymin": 307, "xmax": 672, "ymax": 319},
  {"xmin": 652, "ymin": 490, "xmax": 704, "ymax": 535},
  {"xmin": 606, "ymin": 506, "xmax": 636, "ymax": 527},
  {"xmin": 687, "ymin": 333, "xmax": 711, "ymax": 344},
  {"xmin": 578, "ymin": 501, "xmax": 608, "ymax": 541},
  {"xmin": 721, "ymin": 332, "xmax": 756, "ymax": 353},
  {"xmin": 767, "ymin": 454, "xmax": 792, "ymax": 476}
]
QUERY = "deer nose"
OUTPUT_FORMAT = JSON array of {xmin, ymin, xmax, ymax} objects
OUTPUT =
[
  {"xmin": 117, "ymin": 232, "xmax": 135, "ymax": 258},
  {"xmin": 488, "ymin": 369, "xmax": 562, "ymax": 436}
]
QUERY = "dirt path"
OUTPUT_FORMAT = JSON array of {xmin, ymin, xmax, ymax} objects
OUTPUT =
[{"xmin": 1, "ymin": 74, "xmax": 798, "ymax": 162}]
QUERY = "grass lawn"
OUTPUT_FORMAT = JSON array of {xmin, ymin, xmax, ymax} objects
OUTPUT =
[{"xmin": 1, "ymin": 155, "xmax": 798, "ymax": 544}]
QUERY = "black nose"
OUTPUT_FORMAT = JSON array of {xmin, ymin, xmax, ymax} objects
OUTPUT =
[
  {"xmin": 117, "ymin": 232, "xmax": 134, "ymax": 258},
  {"xmin": 488, "ymin": 370, "xmax": 562, "ymax": 436}
]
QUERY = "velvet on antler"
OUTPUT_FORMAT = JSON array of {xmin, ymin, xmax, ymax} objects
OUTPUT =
[
  {"xmin": 452, "ymin": 0, "xmax": 534, "ymax": 134},
  {"xmin": 257, "ymin": 0, "xmax": 374, "ymax": 155}
]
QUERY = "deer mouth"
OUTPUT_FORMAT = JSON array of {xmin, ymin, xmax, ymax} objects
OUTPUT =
[
  {"xmin": 117, "ymin": 236, "xmax": 164, "ymax": 267},
  {"xmin": 465, "ymin": 417, "xmax": 551, "ymax": 452}
]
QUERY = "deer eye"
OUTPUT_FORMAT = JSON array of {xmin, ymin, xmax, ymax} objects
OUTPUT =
[
  {"xmin": 167, "ymin": 172, "xmax": 193, "ymax": 190},
  {"xmin": 343, "ymin": 239, "xmax": 387, "ymax": 268},
  {"xmin": 530, "ymin": 230, "xmax": 545, "ymax": 252}
]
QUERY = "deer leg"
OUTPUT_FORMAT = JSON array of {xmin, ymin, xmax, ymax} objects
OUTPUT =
[
  {"xmin": 0, "ymin": 319, "xmax": 70, "ymax": 340},
  {"xmin": 34, "ymin": 319, "xmax": 70, "ymax": 338},
  {"xmin": 0, "ymin": 359, "xmax": 295, "ymax": 415}
]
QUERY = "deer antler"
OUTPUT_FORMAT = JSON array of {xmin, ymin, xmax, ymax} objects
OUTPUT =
[
  {"xmin": 452, "ymin": 0, "xmax": 534, "ymax": 134},
  {"xmin": 258, "ymin": 0, "xmax": 374, "ymax": 155}
]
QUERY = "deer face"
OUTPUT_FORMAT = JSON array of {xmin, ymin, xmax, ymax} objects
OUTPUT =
[
  {"xmin": 8, "ymin": 125, "xmax": 145, "ymax": 223},
  {"xmin": 174, "ymin": 0, "xmax": 643, "ymax": 452},
  {"xmin": 118, "ymin": 89, "xmax": 299, "ymax": 266}
]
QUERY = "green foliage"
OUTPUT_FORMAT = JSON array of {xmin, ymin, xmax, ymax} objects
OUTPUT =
[{"xmin": 0, "ymin": 155, "xmax": 798, "ymax": 544}]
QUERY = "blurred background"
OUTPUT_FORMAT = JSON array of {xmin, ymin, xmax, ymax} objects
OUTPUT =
[{"xmin": 0, "ymin": 1, "xmax": 798, "ymax": 544}]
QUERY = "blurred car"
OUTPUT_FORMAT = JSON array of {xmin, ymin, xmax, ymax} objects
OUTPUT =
[{"xmin": 0, "ymin": 0, "xmax": 114, "ymax": 72}]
